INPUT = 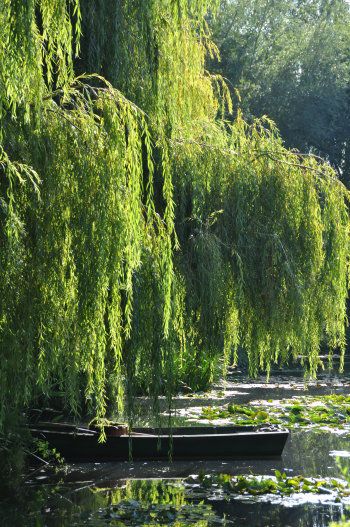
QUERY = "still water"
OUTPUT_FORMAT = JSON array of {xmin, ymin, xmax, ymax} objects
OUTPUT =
[{"xmin": 1, "ymin": 363, "xmax": 350, "ymax": 527}]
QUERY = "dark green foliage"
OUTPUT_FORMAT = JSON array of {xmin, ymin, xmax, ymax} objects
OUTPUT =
[{"xmin": 212, "ymin": 0, "xmax": 350, "ymax": 183}]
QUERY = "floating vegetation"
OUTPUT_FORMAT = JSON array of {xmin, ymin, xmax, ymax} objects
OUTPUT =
[
  {"xmin": 92, "ymin": 500, "xmax": 216, "ymax": 526},
  {"xmin": 4, "ymin": 451, "xmax": 350, "ymax": 525},
  {"xmin": 198, "ymin": 395, "xmax": 350, "ymax": 430},
  {"xmin": 327, "ymin": 460, "xmax": 350, "ymax": 525},
  {"xmin": 193, "ymin": 471, "xmax": 350, "ymax": 500}
]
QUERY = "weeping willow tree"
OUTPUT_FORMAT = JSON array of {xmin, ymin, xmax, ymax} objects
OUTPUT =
[{"xmin": 0, "ymin": 0, "xmax": 349, "ymax": 463}]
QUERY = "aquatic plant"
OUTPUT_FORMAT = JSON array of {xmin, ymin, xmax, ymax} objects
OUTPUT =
[
  {"xmin": 196, "ymin": 471, "xmax": 350, "ymax": 499},
  {"xmin": 198, "ymin": 395, "xmax": 350, "ymax": 429},
  {"xmin": 330, "ymin": 460, "xmax": 350, "ymax": 526}
]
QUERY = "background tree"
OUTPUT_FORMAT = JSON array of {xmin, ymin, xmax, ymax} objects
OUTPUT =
[{"xmin": 212, "ymin": 0, "xmax": 350, "ymax": 182}]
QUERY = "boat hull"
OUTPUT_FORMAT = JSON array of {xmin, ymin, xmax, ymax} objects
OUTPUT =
[{"xmin": 31, "ymin": 426, "xmax": 289, "ymax": 461}]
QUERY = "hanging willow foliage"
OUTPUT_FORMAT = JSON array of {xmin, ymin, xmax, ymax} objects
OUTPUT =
[
  {"xmin": 0, "ymin": 0, "xmax": 349, "ymax": 449},
  {"xmin": 1, "ymin": 77, "xmax": 172, "ymax": 426},
  {"xmin": 171, "ymin": 115, "xmax": 350, "ymax": 381},
  {"xmin": 0, "ymin": 0, "xmax": 81, "ymax": 120}
]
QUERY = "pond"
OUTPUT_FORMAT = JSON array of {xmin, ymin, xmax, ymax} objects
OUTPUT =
[{"xmin": 2, "ymin": 359, "xmax": 350, "ymax": 527}]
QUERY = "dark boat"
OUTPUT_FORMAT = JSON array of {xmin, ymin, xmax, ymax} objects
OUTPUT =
[{"xmin": 30, "ymin": 423, "xmax": 289, "ymax": 461}]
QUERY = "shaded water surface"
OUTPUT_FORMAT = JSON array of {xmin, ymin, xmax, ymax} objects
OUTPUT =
[{"xmin": 2, "ymin": 363, "xmax": 350, "ymax": 526}]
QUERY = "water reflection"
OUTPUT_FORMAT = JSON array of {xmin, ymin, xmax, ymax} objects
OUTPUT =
[
  {"xmin": 284, "ymin": 430, "xmax": 350, "ymax": 478},
  {"xmin": 1, "ymin": 366, "xmax": 350, "ymax": 526},
  {"xmin": 2, "ymin": 476, "xmax": 349, "ymax": 527},
  {"xmin": 2, "ymin": 480, "xmax": 218, "ymax": 526},
  {"xmin": 208, "ymin": 500, "xmax": 346, "ymax": 527}
]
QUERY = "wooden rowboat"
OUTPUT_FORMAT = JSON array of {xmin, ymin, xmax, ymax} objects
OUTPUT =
[{"xmin": 30, "ymin": 423, "xmax": 289, "ymax": 461}]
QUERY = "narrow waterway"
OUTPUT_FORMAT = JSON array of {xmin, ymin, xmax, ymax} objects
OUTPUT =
[{"xmin": 2, "ymin": 359, "xmax": 350, "ymax": 526}]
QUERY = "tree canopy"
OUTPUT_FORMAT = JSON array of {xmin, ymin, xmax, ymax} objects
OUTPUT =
[{"xmin": 0, "ymin": 0, "xmax": 349, "ymax": 444}]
